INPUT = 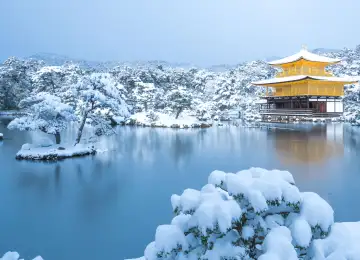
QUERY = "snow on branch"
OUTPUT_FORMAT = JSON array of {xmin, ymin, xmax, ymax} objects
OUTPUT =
[{"xmin": 8, "ymin": 92, "xmax": 76, "ymax": 143}]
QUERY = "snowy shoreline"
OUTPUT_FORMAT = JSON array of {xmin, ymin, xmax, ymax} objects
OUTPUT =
[
  {"xmin": 15, "ymin": 144, "xmax": 96, "ymax": 161},
  {"xmin": 125, "ymin": 112, "xmax": 213, "ymax": 128}
]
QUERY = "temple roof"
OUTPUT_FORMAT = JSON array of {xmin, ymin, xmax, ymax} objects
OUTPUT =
[
  {"xmin": 252, "ymin": 75, "xmax": 360, "ymax": 86},
  {"xmin": 268, "ymin": 49, "xmax": 341, "ymax": 65}
]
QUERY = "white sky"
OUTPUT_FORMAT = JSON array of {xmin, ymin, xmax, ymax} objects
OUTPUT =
[{"xmin": 0, "ymin": 0, "xmax": 359, "ymax": 66}]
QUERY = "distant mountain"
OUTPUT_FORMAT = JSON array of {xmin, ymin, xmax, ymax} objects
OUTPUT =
[
  {"xmin": 28, "ymin": 52, "xmax": 105, "ymax": 69},
  {"xmin": 25, "ymin": 47, "xmax": 352, "ymax": 71},
  {"xmin": 265, "ymin": 56, "xmax": 281, "ymax": 62},
  {"xmin": 27, "ymin": 53, "xmax": 195, "ymax": 70},
  {"xmin": 311, "ymin": 48, "xmax": 342, "ymax": 54}
]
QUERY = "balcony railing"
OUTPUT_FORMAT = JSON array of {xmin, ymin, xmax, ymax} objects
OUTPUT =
[
  {"xmin": 259, "ymin": 108, "xmax": 342, "ymax": 117},
  {"xmin": 276, "ymin": 67, "xmax": 333, "ymax": 78}
]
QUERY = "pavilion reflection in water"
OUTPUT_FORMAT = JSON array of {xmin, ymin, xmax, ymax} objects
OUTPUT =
[{"xmin": 268, "ymin": 124, "xmax": 344, "ymax": 165}]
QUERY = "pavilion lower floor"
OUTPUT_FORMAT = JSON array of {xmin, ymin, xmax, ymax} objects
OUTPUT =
[{"xmin": 259, "ymin": 96, "xmax": 343, "ymax": 119}]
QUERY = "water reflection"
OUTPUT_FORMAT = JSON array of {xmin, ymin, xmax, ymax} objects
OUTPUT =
[{"xmin": 268, "ymin": 124, "xmax": 344, "ymax": 165}]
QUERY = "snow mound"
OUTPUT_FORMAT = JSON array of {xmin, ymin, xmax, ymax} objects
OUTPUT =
[
  {"xmin": 15, "ymin": 144, "xmax": 96, "ymax": 161},
  {"xmin": 311, "ymin": 222, "xmax": 360, "ymax": 260},
  {"xmin": 0, "ymin": 252, "xmax": 43, "ymax": 260},
  {"xmin": 0, "ymin": 133, "xmax": 3, "ymax": 140},
  {"xmin": 127, "ymin": 167, "xmax": 360, "ymax": 260}
]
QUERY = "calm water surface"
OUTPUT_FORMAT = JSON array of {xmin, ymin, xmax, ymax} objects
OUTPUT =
[{"xmin": 0, "ymin": 119, "xmax": 360, "ymax": 260}]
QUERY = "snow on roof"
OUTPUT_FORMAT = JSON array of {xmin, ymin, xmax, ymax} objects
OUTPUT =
[
  {"xmin": 268, "ymin": 49, "xmax": 341, "ymax": 65},
  {"xmin": 252, "ymin": 75, "xmax": 359, "ymax": 86}
]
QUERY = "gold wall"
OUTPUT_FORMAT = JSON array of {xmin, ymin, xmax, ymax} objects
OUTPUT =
[{"xmin": 271, "ymin": 80, "xmax": 344, "ymax": 97}]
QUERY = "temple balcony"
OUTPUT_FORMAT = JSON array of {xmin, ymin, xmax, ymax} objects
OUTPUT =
[{"xmin": 276, "ymin": 67, "xmax": 333, "ymax": 78}]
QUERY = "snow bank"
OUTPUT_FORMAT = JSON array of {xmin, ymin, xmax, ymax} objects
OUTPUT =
[
  {"xmin": 127, "ymin": 111, "xmax": 212, "ymax": 128},
  {"xmin": 15, "ymin": 144, "xmax": 96, "ymax": 161},
  {"xmin": 129, "ymin": 167, "xmax": 360, "ymax": 260},
  {"xmin": 0, "ymin": 252, "xmax": 43, "ymax": 260}
]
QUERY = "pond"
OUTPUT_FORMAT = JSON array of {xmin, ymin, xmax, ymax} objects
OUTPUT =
[{"xmin": 0, "ymin": 120, "xmax": 360, "ymax": 260}]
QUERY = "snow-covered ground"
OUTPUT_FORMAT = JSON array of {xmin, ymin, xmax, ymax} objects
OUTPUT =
[
  {"xmin": 129, "ymin": 167, "xmax": 360, "ymax": 260},
  {"xmin": 16, "ymin": 143, "xmax": 96, "ymax": 160},
  {"xmin": 0, "ymin": 252, "xmax": 42, "ymax": 260},
  {"xmin": 127, "ymin": 112, "xmax": 212, "ymax": 128}
]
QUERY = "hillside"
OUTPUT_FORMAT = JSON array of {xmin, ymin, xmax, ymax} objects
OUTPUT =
[{"xmin": 1, "ymin": 45, "xmax": 360, "ymax": 124}]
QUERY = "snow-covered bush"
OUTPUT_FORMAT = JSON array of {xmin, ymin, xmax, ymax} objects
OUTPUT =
[
  {"xmin": 0, "ymin": 251, "xmax": 42, "ymax": 260},
  {"xmin": 132, "ymin": 167, "xmax": 341, "ymax": 260},
  {"xmin": 146, "ymin": 110, "xmax": 160, "ymax": 122},
  {"xmin": 8, "ymin": 92, "xmax": 76, "ymax": 144}
]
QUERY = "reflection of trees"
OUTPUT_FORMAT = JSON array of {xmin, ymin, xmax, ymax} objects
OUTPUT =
[
  {"xmin": 269, "ymin": 125, "xmax": 344, "ymax": 165},
  {"xmin": 14, "ymin": 159, "xmax": 123, "ymax": 219},
  {"xmin": 344, "ymin": 125, "xmax": 360, "ymax": 155},
  {"xmin": 75, "ymin": 161, "xmax": 121, "ymax": 217},
  {"xmin": 15, "ymin": 162, "xmax": 59, "ymax": 200},
  {"xmin": 169, "ymin": 131, "xmax": 194, "ymax": 166}
]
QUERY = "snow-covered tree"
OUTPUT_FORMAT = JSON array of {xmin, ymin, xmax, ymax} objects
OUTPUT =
[
  {"xmin": 32, "ymin": 66, "xmax": 66, "ymax": 94},
  {"xmin": 0, "ymin": 57, "xmax": 43, "ymax": 110},
  {"xmin": 132, "ymin": 168, "xmax": 338, "ymax": 260},
  {"xmin": 132, "ymin": 82, "xmax": 156, "ymax": 112},
  {"xmin": 8, "ymin": 92, "xmax": 76, "ymax": 144},
  {"xmin": 166, "ymin": 87, "xmax": 193, "ymax": 119},
  {"xmin": 74, "ymin": 73, "xmax": 130, "ymax": 145}
]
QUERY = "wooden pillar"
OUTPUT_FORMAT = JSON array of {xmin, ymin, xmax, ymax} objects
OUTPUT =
[
  {"xmin": 266, "ymin": 86, "xmax": 268, "ymax": 96},
  {"xmin": 325, "ymin": 97, "xmax": 328, "ymax": 113},
  {"xmin": 317, "ymin": 96, "xmax": 319, "ymax": 112},
  {"xmin": 307, "ymin": 97, "xmax": 309, "ymax": 109}
]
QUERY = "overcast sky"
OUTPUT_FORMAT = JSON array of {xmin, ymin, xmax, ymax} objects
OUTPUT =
[{"xmin": 1, "ymin": 0, "xmax": 359, "ymax": 66}]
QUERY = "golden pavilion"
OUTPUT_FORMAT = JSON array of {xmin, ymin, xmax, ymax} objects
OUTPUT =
[{"xmin": 252, "ymin": 46, "xmax": 358, "ymax": 119}]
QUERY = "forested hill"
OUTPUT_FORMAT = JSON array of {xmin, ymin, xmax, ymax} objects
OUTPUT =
[{"xmin": 1, "ymin": 45, "xmax": 360, "ymax": 122}]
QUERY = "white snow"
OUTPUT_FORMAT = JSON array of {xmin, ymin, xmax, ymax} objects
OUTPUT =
[
  {"xmin": 0, "ymin": 252, "xmax": 43, "ymax": 260},
  {"xmin": 290, "ymin": 217, "xmax": 312, "ymax": 247},
  {"xmin": 248, "ymin": 190, "xmax": 269, "ymax": 213},
  {"xmin": 154, "ymin": 225, "xmax": 188, "ymax": 253},
  {"xmin": 311, "ymin": 222, "xmax": 360, "ymax": 260},
  {"xmin": 189, "ymin": 197, "xmax": 242, "ymax": 235},
  {"xmin": 171, "ymin": 214, "xmax": 191, "ymax": 232},
  {"xmin": 268, "ymin": 49, "xmax": 341, "ymax": 65},
  {"xmin": 300, "ymin": 192, "xmax": 334, "ymax": 231},
  {"xmin": 208, "ymin": 170, "xmax": 226, "ymax": 186},
  {"xmin": 15, "ymin": 144, "xmax": 96, "ymax": 160},
  {"xmin": 175, "ymin": 189, "xmax": 201, "ymax": 213},
  {"xmin": 259, "ymin": 227, "xmax": 298, "ymax": 260},
  {"xmin": 0, "ymin": 133, "xmax": 3, "ymax": 140},
  {"xmin": 128, "ymin": 111, "xmax": 211, "ymax": 128},
  {"xmin": 241, "ymin": 225, "xmax": 255, "ymax": 240}
]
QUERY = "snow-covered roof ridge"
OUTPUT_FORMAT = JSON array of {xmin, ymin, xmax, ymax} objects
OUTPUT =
[
  {"xmin": 252, "ymin": 75, "xmax": 360, "ymax": 85},
  {"xmin": 268, "ymin": 49, "xmax": 341, "ymax": 65}
]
